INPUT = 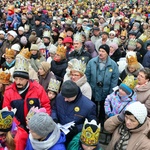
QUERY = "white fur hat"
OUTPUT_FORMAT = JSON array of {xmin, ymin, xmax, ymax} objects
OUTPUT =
[
  {"xmin": 11, "ymin": 44, "xmax": 21, "ymax": 51},
  {"xmin": 18, "ymin": 26, "xmax": 24, "ymax": 32},
  {"xmin": 7, "ymin": 30, "xmax": 17, "ymax": 38}
]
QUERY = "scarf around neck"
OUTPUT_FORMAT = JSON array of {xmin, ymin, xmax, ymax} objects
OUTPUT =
[{"xmin": 29, "ymin": 125, "xmax": 60, "ymax": 150}]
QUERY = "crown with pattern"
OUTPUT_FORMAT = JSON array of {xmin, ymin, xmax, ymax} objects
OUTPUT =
[
  {"xmin": 120, "ymin": 29, "xmax": 127, "ymax": 37},
  {"xmin": 48, "ymin": 78, "xmax": 61, "ymax": 93},
  {"xmin": 56, "ymin": 45, "xmax": 66, "ymax": 59},
  {"xmin": 18, "ymin": 47, "xmax": 31, "ymax": 59},
  {"xmin": 114, "ymin": 24, "xmax": 120, "ymax": 30},
  {"xmin": 103, "ymin": 26, "xmax": 110, "ymax": 33},
  {"xmin": 5, "ymin": 48, "xmax": 15, "ymax": 58},
  {"xmin": 26, "ymin": 106, "xmax": 46, "ymax": 122},
  {"xmin": 71, "ymin": 60, "xmax": 86, "ymax": 75},
  {"xmin": 43, "ymin": 31, "xmax": 51, "ymax": 38},
  {"xmin": 127, "ymin": 39, "xmax": 137, "ymax": 50},
  {"xmin": 80, "ymin": 119, "xmax": 101, "ymax": 146},
  {"xmin": 126, "ymin": 51, "xmax": 138, "ymax": 66},
  {"xmin": 139, "ymin": 32, "xmax": 148, "ymax": 42},
  {"xmin": 0, "ymin": 69, "xmax": 11, "ymax": 84},
  {"xmin": 59, "ymin": 32, "xmax": 67, "ymax": 39},
  {"xmin": 122, "ymin": 75, "xmax": 138, "ymax": 89},
  {"xmin": 73, "ymin": 33, "xmax": 82, "ymax": 43},
  {"xmin": 0, "ymin": 107, "xmax": 16, "ymax": 132}
]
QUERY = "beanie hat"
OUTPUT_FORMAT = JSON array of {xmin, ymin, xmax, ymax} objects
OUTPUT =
[
  {"xmin": 99, "ymin": 44, "xmax": 110, "ymax": 55},
  {"xmin": 20, "ymin": 36, "xmax": 28, "ymax": 45},
  {"xmin": 125, "ymin": 101, "xmax": 147, "ymax": 124},
  {"xmin": 30, "ymin": 44, "xmax": 39, "ymax": 51},
  {"xmin": 18, "ymin": 26, "xmax": 24, "ymax": 32},
  {"xmin": 119, "ymin": 83, "xmax": 132, "ymax": 95},
  {"xmin": 109, "ymin": 30, "xmax": 116, "ymax": 36},
  {"xmin": 109, "ymin": 42, "xmax": 118, "ymax": 50},
  {"xmin": 29, "ymin": 34, "xmax": 37, "ymax": 43},
  {"xmin": 49, "ymin": 45, "xmax": 57, "ymax": 54},
  {"xmin": 21, "ymin": 16, "xmax": 27, "ymax": 20},
  {"xmin": 7, "ymin": 30, "xmax": 17, "ymax": 38},
  {"xmin": 61, "ymin": 80, "xmax": 78, "ymax": 98},
  {"xmin": 136, "ymin": 39, "xmax": 143, "ymax": 46},
  {"xmin": 0, "ymin": 30, "xmax": 5, "ymax": 35},
  {"xmin": 11, "ymin": 44, "xmax": 21, "ymax": 52},
  {"xmin": 63, "ymin": 37, "xmax": 73, "ymax": 44},
  {"xmin": 40, "ymin": 62, "xmax": 50, "ymax": 73},
  {"xmin": 35, "ymin": 16, "xmax": 41, "ymax": 21},
  {"xmin": 133, "ymin": 22, "xmax": 140, "ymax": 28},
  {"xmin": 28, "ymin": 112, "xmax": 55, "ymax": 137}
]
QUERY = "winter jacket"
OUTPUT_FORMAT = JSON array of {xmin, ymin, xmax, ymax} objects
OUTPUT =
[
  {"xmin": 110, "ymin": 49, "xmax": 122, "ymax": 62},
  {"xmin": 105, "ymin": 91, "xmax": 137, "ymax": 117},
  {"xmin": 104, "ymin": 115, "xmax": 150, "ymax": 150},
  {"xmin": 134, "ymin": 82, "xmax": 150, "ymax": 117},
  {"xmin": 51, "ymin": 59, "xmax": 68, "ymax": 82},
  {"xmin": 39, "ymin": 71, "xmax": 56, "ymax": 91},
  {"xmin": 3, "ymin": 80, "xmax": 51, "ymax": 127},
  {"xmin": 51, "ymin": 89, "xmax": 97, "ymax": 132},
  {"xmin": 85, "ymin": 56, "xmax": 119, "ymax": 101},
  {"xmin": 68, "ymin": 47, "xmax": 91, "ymax": 65},
  {"xmin": 26, "ymin": 132, "xmax": 66, "ymax": 150},
  {"xmin": 76, "ymin": 74, "xmax": 92, "ymax": 100},
  {"xmin": 136, "ymin": 47, "xmax": 147, "ymax": 64},
  {"xmin": 142, "ymin": 51, "xmax": 150, "ymax": 68}
]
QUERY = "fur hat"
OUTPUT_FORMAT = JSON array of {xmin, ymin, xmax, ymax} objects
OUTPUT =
[{"xmin": 18, "ymin": 26, "xmax": 24, "ymax": 32}]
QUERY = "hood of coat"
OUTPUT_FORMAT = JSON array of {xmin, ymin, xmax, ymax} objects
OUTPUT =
[
  {"xmin": 135, "ymin": 82, "xmax": 150, "ymax": 92},
  {"xmin": 76, "ymin": 74, "xmax": 87, "ymax": 87}
]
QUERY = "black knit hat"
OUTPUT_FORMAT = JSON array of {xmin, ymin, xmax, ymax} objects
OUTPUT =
[
  {"xmin": 99, "ymin": 44, "xmax": 110, "ymax": 55},
  {"xmin": 13, "ymin": 71, "xmax": 29, "ymax": 79},
  {"xmin": 61, "ymin": 80, "xmax": 78, "ymax": 98},
  {"xmin": 136, "ymin": 39, "xmax": 143, "ymax": 46}
]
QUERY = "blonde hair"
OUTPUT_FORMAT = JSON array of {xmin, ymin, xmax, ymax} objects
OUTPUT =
[
  {"xmin": 128, "ymin": 63, "xmax": 140, "ymax": 71},
  {"xmin": 5, "ymin": 131, "xmax": 15, "ymax": 150}
]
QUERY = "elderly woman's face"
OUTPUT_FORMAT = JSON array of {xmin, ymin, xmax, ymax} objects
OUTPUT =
[
  {"xmin": 125, "ymin": 114, "xmax": 139, "ymax": 129},
  {"xmin": 137, "ymin": 71, "xmax": 149, "ymax": 85}
]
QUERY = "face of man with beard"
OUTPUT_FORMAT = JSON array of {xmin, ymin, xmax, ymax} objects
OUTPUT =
[
  {"xmin": 73, "ymin": 41, "xmax": 82, "ymax": 51},
  {"xmin": 14, "ymin": 77, "xmax": 28, "ymax": 89}
]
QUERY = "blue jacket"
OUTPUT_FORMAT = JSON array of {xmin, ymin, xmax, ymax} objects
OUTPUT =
[
  {"xmin": 85, "ymin": 56, "xmax": 119, "ymax": 101},
  {"xmin": 142, "ymin": 51, "xmax": 150, "ymax": 68},
  {"xmin": 51, "ymin": 89, "xmax": 97, "ymax": 131},
  {"xmin": 26, "ymin": 132, "xmax": 66, "ymax": 150}
]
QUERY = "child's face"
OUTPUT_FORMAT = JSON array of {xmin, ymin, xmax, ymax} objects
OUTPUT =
[
  {"xmin": 128, "ymin": 65, "xmax": 136, "ymax": 73},
  {"xmin": 48, "ymin": 91, "xmax": 56, "ymax": 100},
  {"xmin": 119, "ymin": 88, "xmax": 127, "ymax": 96},
  {"xmin": 5, "ymin": 57, "xmax": 14, "ymax": 64}
]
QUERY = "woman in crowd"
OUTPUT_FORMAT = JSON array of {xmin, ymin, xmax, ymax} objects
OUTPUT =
[
  {"xmin": 134, "ymin": 68, "xmax": 150, "ymax": 117},
  {"xmin": 104, "ymin": 101, "xmax": 150, "ymax": 150}
]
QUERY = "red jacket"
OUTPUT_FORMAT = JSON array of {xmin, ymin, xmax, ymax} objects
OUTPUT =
[{"xmin": 3, "ymin": 80, "xmax": 51, "ymax": 126}]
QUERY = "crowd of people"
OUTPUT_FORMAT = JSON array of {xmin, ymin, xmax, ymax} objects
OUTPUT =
[{"xmin": 0, "ymin": 0, "xmax": 150, "ymax": 149}]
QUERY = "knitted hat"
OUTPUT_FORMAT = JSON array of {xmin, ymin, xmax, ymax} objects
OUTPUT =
[
  {"xmin": 99, "ymin": 44, "xmax": 110, "ymax": 55},
  {"xmin": 61, "ymin": 80, "xmax": 78, "ymax": 98},
  {"xmin": 49, "ymin": 45, "xmax": 57, "ymax": 54},
  {"xmin": 28, "ymin": 112, "xmax": 55, "ymax": 137},
  {"xmin": 20, "ymin": 36, "xmax": 28, "ymax": 45},
  {"xmin": 109, "ymin": 42, "xmax": 118, "ymax": 50},
  {"xmin": 11, "ymin": 44, "xmax": 21, "ymax": 52},
  {"xmin": 35, "ymin": 16, "xmax": 41, "ymax": 21},
  {"xmin": 109, "ymin": 30, "xmax": 116, "ymax": 36},
  {"xmin": 63, "ymin": 37, "xmax": 73, "ymax": 44},
  {"xmin": 0, "ymin": 30, "xmax": 5, "ymax": 35},
  {"xmin": 7, "ymin": 30, "xmax": 17, "ymax": 38},
  {"xmin": 133, "ymin": 22, "xmax": 140, "ymax": 28},
  {"xmin": 136, "ymin": 39, "xmax": 144, "ymax": 46},
  {"xmin": 30, "ymin": 44, "xmax": 39, "ymax": 51},
  {"xmin": 40, "ymin": 62, "xmax": 50, "ymax": 73},
  {"xmin": 125, "ymin": 102, "xmax": 147, "ymax": 124},
  {"xmin": 119, "ymin": 83, "xmax": 132, "ymax": 95},
  {"xmin": 18, "ymin": 26, "xmax": 24, "ymax": 32}
]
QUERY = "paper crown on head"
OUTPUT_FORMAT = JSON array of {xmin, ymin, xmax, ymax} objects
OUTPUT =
[
  {"xmin": 114, "ymin": 24, "xmax": 120, "ymax": 30},
  {"xmin": 26, "ymin": 106, "xmax": 46, "ymax": 122},
  {"xmin": 48, "ymin": 78, "xmax": 61, "ymax": 93},
  {"xmin": 43, "ymin": 31, "xmax": 51, "ymax": 38},
  {"xmin": 73, "ymin": 33, "xmax": 82, "ymax": 43},
  {"xmin": 77, "ymin": 18, "xmax": 83, "ymax": 24},
  {"xmin": 120, "ymin": 29, "xmax": 127, "ymax": 37},
  {"xmin": 5, "ymin": 48, "xmax": 15, "ymax": 58},
  {"xmin": 128, "ymin": 39, "xmax": 137, "ymax": 50},
  {"xmin": 71, "ymin": 60, "xmax": 86, "ymax": 75},
  {"xmin": 17, "ymin": 47, "xmax": 31, "ymax": 59},
  {"xmin": 0, "ymin": 107, "xmax": 16, "ymax": 132},
  {"xmin": 59, "ymin": 32, "xmax": 67, "ymax": 39},
  {"xmin": 126, "ymin": 51, "xmax": 138, "ymax": 66},
  {"xmin": 65, "ymin": 19, "xmax": 72, "ymax": 25},
  {"xmin": 103, "ymin": 26, "xmax": 110, "ymax": 33},
  {"xmin": 80, "ymin": 119, "xmax": 101, "ymax": 146},
  {"xmin": 122, "ymin": 75, "xmax": 138, "ymax": 90},
  {"xmin": 0, "ymin": 69, "xmax": 11, "ymax": 84},
  {"xmin": 138, "ymin": 33, "xmax": 148, "ymax": 42},
  {"xmin": 56, "ymin": 45, "xmax": 66, "ymax": 59}
]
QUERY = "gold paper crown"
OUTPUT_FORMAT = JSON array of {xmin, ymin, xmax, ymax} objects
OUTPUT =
[
  {"xmin": 72, "ymin": 60, "xmax": 86, "ymax": 75},
  {"xmin": 80, "ymin": 119, "xmax": 101, "ymax": 146},
  {"xmin": 120, "ymin": 29, "xmax": 127, "ymax": 37},
  {"xmin": 139, "ymin": 33, "xmax": 148, "ymax": 42},
  {"xmin": 56, "ymin": 45, "xmax": 66, "ymax": 59},
  {"xmin": 122, "ymin": 75, "xmax": 138, "ymax": 89},
  {"xmin": 59, "ymin": 32, "xmax": 67, "ymax": 39},
  {"xmin": 0, "ymin": 107, "xmax": 16, "ymax": 131},
  {"xmin": 73, "ymin": 33, "xmax": 82, "ymax": 43},
  {"xmin": 8, "ymin": 5, "xmax": 15, "ymax": 11},
  {"xmin": 48, "ymin": 78, "xmax": 61, "ymax": 93},
  {"xmin": 5, "ymin": 48, "xmax": 15, "ymax": 58},
  {"xmin": 14, "ymin": 57, "xmax": 29, "ymax": 73},
  {"xmin": 0, "ymin": 69, "xmax": 11, "ymax": 84},
  {"xmin": 18, "ymin": 47, "xmax": 31, "ymax": 59},
  {"xmin": 103, "ymin": 26, "xmax": 110, "ymax": 33},
  {"xmin": 126, "ymin": 51, "xmax": 138, "ymax": 66}
]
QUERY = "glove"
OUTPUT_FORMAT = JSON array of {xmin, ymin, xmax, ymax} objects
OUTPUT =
[
  {"xmin": 108, "ymin": 113, "xmax": 114, "ymax": 118},
  {"xmin": 118, "ymin": 111, "xmax": 125, "ymax": 122}
]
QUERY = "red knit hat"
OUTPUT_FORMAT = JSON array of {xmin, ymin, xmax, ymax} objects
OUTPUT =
[{"xmin": 63, "ymin": 37, "xmax": 73, "ymax": 44}]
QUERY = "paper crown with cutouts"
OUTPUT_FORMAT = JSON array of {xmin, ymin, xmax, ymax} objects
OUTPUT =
[
  {"xmin": 80, "ymin": 119, "xmax": 101, "ymax": 146},
  {"xmin": 126, "ymin": 51, "xmax": 138, "ymax": 66},
  {"xmin": 138, "ymin": 32, "xmax": 148, "ymax": 42},
  {"xmin": 103, "ymin": 26, "xmax": 110, "ymax": 33},
  {"xmin": 122, "ymin": 75, "xmax": 138, "ymax": 90},
  {"xmin": 65, "ymin": 19, "xmax": 72, "ymax": 25},
  {"xmin": 43, "ymin": 30, "xmax": 51, "ymax": 38},
  {"xmin": 127, "ymin": 39, "xmax": 137, "ymax": 50},
  {"xmin": 59, "ymin": 32, "xmax": 67, "ymax": 39},
  {"xmin": 73, "ymin": 33, "xmax": 82, "ymax": 43},
  {"xmin": 5, "ymin": 48, "xmax": 15, "ymax": 58},
  {"xmin": 56, "ymin": 45, "xmax": 66, "ymax": 59},
  {"xmin": 0, "ymin": 69, "xmax": 11, "ymax": 84},
  {"xmin": 71, "ymin": 60, "xmax": 86, "ymax": 75},
  {"xmin": 26, "ymin": 106, "xmax": 46, "ymax": 122},
  {"xmin": 17, "ymin": 47, "xmax": 31, "ymax": 60},
  {"xmin": 77, "ymin": 18, "xmax": 83, "ymax": 24},
  {"xmin": 47, "ymin": 78, "xmax": 61, "ymax": 93},
  {"xmin": 0, "ymin": 107, "xmax": 16, "ymax": 132},
  {"xmin": 120, "ymin": 29, "xmax": 127, "ymax": 37},
  {"xmin": 114, "ymin": 24, "xmax": 120, "ymax": 30}
]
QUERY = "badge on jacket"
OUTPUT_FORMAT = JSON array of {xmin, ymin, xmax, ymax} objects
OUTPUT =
[{"xmin": 74, "ymin": 106, "xmax": 80, "ymax": 112}]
